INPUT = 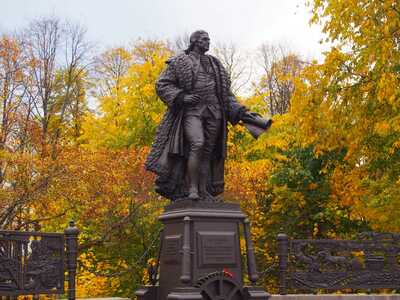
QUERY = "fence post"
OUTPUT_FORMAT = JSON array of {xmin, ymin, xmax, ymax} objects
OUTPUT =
[
  {"xmin": 277, "ymin": 233, "xmax": 288, "ymax": 295},
  {"xmin": 65, "ymin": 221, "xmax": 79, "ymax": 300}
]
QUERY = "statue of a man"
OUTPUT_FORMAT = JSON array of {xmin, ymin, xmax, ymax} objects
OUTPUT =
[{"xmin": 145, "ymin": 30, "xmax": 271, "ymax": 201}]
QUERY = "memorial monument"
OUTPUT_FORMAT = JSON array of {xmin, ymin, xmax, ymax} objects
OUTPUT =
[{"xmin": 136, "ymin": 30, "xmax": 271, "ymax": 300}]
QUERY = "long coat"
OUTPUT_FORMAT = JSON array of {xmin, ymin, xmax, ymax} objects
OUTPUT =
[{"xmin": 145, "ymin": 53, "xmax": 246, "ymax": 200}]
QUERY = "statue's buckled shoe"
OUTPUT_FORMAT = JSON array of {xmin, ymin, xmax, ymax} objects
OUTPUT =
[{"xmin": 188, "ymin": 191, "xmax": 200, "ymax": 200}]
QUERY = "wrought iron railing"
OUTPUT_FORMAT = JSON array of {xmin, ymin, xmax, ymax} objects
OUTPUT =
[
  {"xmin": 0, "ymin": 221, "xmax": 79, "ymax": 299},
  {"xmin": 277, "ymin": 232, "xmax": 400, "ymax": 294}
]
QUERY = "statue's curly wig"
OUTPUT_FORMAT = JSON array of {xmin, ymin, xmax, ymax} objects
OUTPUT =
[{"xmin": 184, "ymin": 30, "xmax": 208, "ymax": 54}]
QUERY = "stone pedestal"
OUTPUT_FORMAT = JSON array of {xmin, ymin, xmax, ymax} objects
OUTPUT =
[{"xmin": 135, "ymin": 200, "xmax": 269, "ymax": 300}]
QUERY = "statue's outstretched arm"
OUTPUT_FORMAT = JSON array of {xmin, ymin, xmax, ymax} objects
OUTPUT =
[
  {"xmin": 227, "ymin": 92, "xmax": 272, "ymax": 139},
  {"xmin": 226, "ymin": 93, "xmax": 248, "ymax": 125}
]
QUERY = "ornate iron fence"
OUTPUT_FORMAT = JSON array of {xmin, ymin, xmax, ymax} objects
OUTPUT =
[
  {"xmin": 277, "ymin": 232, "xmax": 400, "ymax": 294},
  {"xmin": 0, "ymin": 221, "xmax": 79, "ymax": 299}
]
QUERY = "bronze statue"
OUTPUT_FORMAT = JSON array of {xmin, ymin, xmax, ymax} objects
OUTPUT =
[{"xmin": 145, "ymin": 30, "xmax": 271, "ymax": 201}]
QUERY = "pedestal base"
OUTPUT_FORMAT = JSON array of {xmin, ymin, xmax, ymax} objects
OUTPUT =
[
  {"xmin": 244, "ymin": 286, "xmax": 270, "ymax": 300},
  {"xmin": 167, "ymin": 287, "xmax": 203, "ymax": 300},
  {"xmin": 135, "ymin": 200, "xmax": 268, "ymax": 300},
  {"xmin": 135, "ymin": 286, "xmax": 158, "ymax": 300}
]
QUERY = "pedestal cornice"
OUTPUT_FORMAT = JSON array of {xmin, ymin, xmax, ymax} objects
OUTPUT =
[{"xmin": 159, "ymin": 200, "xmax": 246, "ymax": 221}]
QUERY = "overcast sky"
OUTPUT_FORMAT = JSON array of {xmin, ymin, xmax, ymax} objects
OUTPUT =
[{"xmin": 1, "ymin": 0, "xmax": 328, "ymax": 60}]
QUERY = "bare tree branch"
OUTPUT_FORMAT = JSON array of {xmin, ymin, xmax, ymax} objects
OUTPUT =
[
  {"xmin": 256, "ymin": 43, "xmax": 306, "ymax": 115},
  {"xmin": 212, "ymin": 42, "xmax": 253, "ymax": 95}
]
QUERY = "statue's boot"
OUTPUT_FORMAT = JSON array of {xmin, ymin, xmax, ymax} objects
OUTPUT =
[
  {"xmin": 188, "ymin": 188, "xmax": 200, "ymax": 200},
  {"xmin": 199, "ymin": 181, "xmax": 213, "ymax": 201},
  {"xmin": 187, "ymin": 150, "xmax": 201, "ymax": 200},
  {"xmin": 199, "ymin": 158, "xmax": 215, "ymax": 201}
]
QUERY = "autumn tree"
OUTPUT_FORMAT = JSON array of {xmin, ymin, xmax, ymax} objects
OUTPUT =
[
  {"xmin": 291, "ymin": 0, "xmax": 400, "ymax": 230},
  {"xmin": 91, "ymin": 46, "xmax": 132, "ymax": 98},
  {"xmin": 0, "ymin": 35, "xmax": 27, "ymax": 176},
  {"xmin": 0, "ymin": 24, "xmax": 164, "ymax": 297},
  {"xmin": 255, "ymin": 44, "xmax": 305, "ymax": 115},
  {"xmin": 223, "ymin": 2, "xmax": 400, "ymax": 289},
  {"xmin": 0, "ymin": 17, "xmax": 91, "ymax": 228},
  {"xmin": 81, "ymin": 40, "xmax": 172, "ymax": 149},
  {"xmin": 21, "ymin": 17, "xmax": 90, "ymax": 157},
  {"xmin": 50, "ymin": 22, "xmax": 91, "ymax": 154}
]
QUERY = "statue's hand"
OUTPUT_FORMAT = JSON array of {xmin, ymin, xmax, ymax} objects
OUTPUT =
[
  {"xmin": 241, "ymin": 111, "xmax": 272, "ymax": 130},
  {"xmin": 241, "ymin": 111, "xmax": 260, "ymax": 123},
  {"xmin": 182, "ymin": 94, "xmax": 201, "ymax": 106}
]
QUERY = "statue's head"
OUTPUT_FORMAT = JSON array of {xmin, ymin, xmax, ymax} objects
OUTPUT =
[{"xmin": 185, "ymin": 30, "xmax": 210, "ymax": 54}]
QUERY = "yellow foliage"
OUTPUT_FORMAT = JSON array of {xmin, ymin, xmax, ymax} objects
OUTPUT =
[
  {"xmin": 80, "ymin": 40, "xmax": 172, "ymax": 149},
  {"xmin": 77, "ymin": 252, "xmax": 119, "ymax": 298}
]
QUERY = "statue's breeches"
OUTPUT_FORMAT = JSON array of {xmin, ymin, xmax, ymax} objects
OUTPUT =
[{"xmin": 183, "ymin": 109, "xmax": 222, "ymax": 157}]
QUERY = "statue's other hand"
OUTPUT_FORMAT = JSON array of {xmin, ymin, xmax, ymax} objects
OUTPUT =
[{"xmin": 182, "ymin": 94, "xmax": 201, "ymax": 106}]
